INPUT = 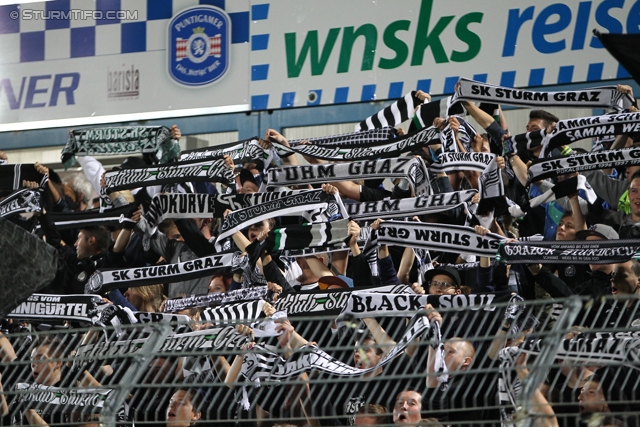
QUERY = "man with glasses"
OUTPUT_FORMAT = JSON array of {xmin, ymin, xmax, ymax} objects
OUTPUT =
[{"xmin": 423, "ymin": 266, "xmax": 461, "ymax": 296}]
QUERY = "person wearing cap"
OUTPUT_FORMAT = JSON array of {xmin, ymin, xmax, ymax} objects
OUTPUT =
[
  {"xmin": 528, "ymin": 224, "xmax": 617, "ymax": 299},
  {"xmin": 422, "ymin": 266, "xmax": 461, "ymax": 295}
]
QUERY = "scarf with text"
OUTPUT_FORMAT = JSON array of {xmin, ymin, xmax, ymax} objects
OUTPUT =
[
  {"xmin": 37, "ymin": 203, "xmax": 139, "ymax": 230},
  {"xmin": 430, "ymin": 151, "xmax": 504, "ymax": 199},
  {"xmin": 216, "ymin": 190, "xmax": 347, "ymax": 246},
  {"xmin": 0, "ymin": 164, "xmax": 48, "ymax": 191},
  {"xmin": 0, "ymin": 188, "xmax": 41, "ymax": 217},
  {"xmin": 356, "ymin": 91, "xmax": 423, "ymax": 131},
  {"xmin": 13, "ymin": 383, "xmax": 112, "ymax": 412},
  {"xmin": 85, "ymin": 252, "xmax": 239, "ymax": 293},
  {"xmin": 163, "ymin": 286, "xmax": 270, "ymax": 313},
  {"xmin": 144, "ymin": 190, "xmax": 318, "ymax": 229},
  {"xmin": 61, "ymin": 126, "xmax": 175, "ymax": 169},
  {"xmin": 288, "ymin": 128, "xmax": 397, "ymax": 147},
  {"xmin": 271, "ymin": 126, "xmax": 440, "ymax": 162},
  {"xmin": 264, "ymin": 157, "xmax": 431, "ymax": 195},
  {"xmin": 452, "ymin": 78, "xmax": 635, "ymax": 111},
  {"xmin": 345, "ymin": 190, "xmax": 477, "ymax": 221},
  {"xmin": 6, "ymin": 294, "xmax": 102, "ymax": 323},
  {"xmin": 336, "ymin": 292, "xmax": 509, "ymax": 326},
  {"xmin": 274, "ymin": 284, "xmax": 412, "ymax": 316},
  {"xmin": 241, "ymin": 310, "xmax": 430, "ymax": 386},
  {"xmin": 438, "ymin": 261, "xmax": 481, "ymax": 270},
  {"xmin": 104, "ymin": 158, "xmax": 235, "ymax": 191},
  {"xmin": 499, "ymin": 332, "xmax": 640, "ymax": 426},
  {"xmin": 200, "ymin": 300, "xmax": 266, "ymax": 324},
  {"xmin": 74, "ymin": 325, "xmax": 248, "ymax": 366},
  {"xmin": 179, "ymin": 137, "xmax": 259, "ymax": 161},
  {"xmin": 378, "ymin": 221, "xmax": 506, "ymax": 257},
  {"xmin": 528, "ymin": 146, "xmax": 640, "ymax": 183},
  {"xmin": 514, "ymin": 112, "xmax": 640, "ymax": 157},
  {"xmin": 529, "ymin": 175, "xmax": 597, "ymax": 208},
  {"xmin": 497, "ymin": 239, "xmax": 640, "ymax": 265},
  {"xmin": 92, "ymin": 304, "xmax": 192, "ymax": 334}
]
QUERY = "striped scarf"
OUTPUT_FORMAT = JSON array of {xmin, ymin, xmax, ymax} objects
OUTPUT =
[
  {"xmin": 270, "ymin": 126, "xmax": 440, "ymax": 161},
  {"xmin": 356, "ymin": 91, "xmax": 423, "ymax": 131},
  {"xmin": 288, "ymin": 128, "xmax": 397, "ymax": 147},
  {"xmin": 215, "ymin": 190, "xmax": 347, "ymax": 248},
  {"xmin": 430, "ymin": 152, "xmax": 504, "ymax": 199},
  {"xmin": 0, "ymin": 164, "xmax": 48, "ymax": 191}
]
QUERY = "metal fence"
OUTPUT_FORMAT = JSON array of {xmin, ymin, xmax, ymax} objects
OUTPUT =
[{"xmin": 2, "ymin": 293, "xmax": 640, "ymax": 427}]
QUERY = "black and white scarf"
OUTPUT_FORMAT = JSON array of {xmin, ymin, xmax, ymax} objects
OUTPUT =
[
  {"xmin": 61, "ymin": 126, "xmax": 174, "ymax": 168},
  {"xmin": 438, "ymin": 261, "xmax": 481, "ymax": 270},
  {"xmin": 250, "ymin": 219, "xmax": 350, "ymax": 257},
  {"xmin": 179, "ymin": 137, "xmax": 260, "ymax": 161},
  {"xmin": 271, "ymin": 126, "xmax": 440, "ymax": 161},
  {"xmin": 345, "ymin": 190, "xmax": 477, "ymax": 221},
  {"xmin": 85, "ymin": 252, "xmax": 239, "ymax": 293},
  {"xmin": 14, "ymin": 383, "xmax": 112, "ymax": 411},
  {"xmin": 74, "ymin": 325, "xmax": 247, "ymax": 363},
  {"xmin": 529, "ymin": 175, "xmax": 597, "ymax": 208},
  {"xmin": 430, "ymin": 152, "xmax": 504, "ymax": 198},
  {"xmin": 514, "ymin": 112, "xmax": 640, "ymax": 157},
  {"xmin": 336, "ymin": 292, "xmax": 504, "ymax": 323},
  {"xmin": 6, "ymin": 294, "xmax": 102, "ymax": 323},
  {"xmin": 200, "ymin": 300, "xmax": 266, "ymax": 324},
  {"xmin": 37, "ymin": 203, "xmax": 138, "ymax": 230},
  {"xmin": 0, "ymin": 188, "xmax": 41, "ymax": 217},
  {"xmin": 377, "ymin": 221, "xmax": 506, "ymax": 257},
  {"xmin": 239, "ymin": 312, "xmax": 437, "ymax": 410},
  {"xmin": 163, "ymin": 286, "xmax": 270, "ymax": 313},
  {"xmin": 0, "ymin": 164, "xmax": 48, "ymax": 191},
  {"xmin": 355, "ymin": 91, "xmax": 424, "ymax": 131},
  {"xmin": 274, "ymin": 284, "xmax": 412, "ymax": 316},
  {"xmin": 497, "ymin": 239, "xmax": 640, "ymax": 264},
  {"xmin": 264, "ymin": 157, "xmax": 431, "ymax": 195},
  {"xmin": 412, "ymin": 97, "xmax": 464, "ymax": 130},
  {"xmin": 104, "ymin": 158, "xmax": 235, "ymax": 191},
  {"xmin": 528, "ymin": 146, "xmax": 640, "ymax": 183},
  {"xmin": 145, "ymin": 190, "xmax": 318, "ymax": 229},
  {"xmin": 452, "ymin": 78, "xmax": 636, "ymax": 111},
  {"xmin": 288, "ymin": 128, "xmax": 397, "ymax": 147},
  {"xmin": 499, "ymin": 332, "xmax": 640, "ymax": 425},
  {"xmin": 216, "ymin": 190, "xmax": 347, "ymax": 246}
]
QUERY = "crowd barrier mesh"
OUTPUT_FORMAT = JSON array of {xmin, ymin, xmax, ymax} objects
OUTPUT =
[{"xmin": 2, "ymin": 294, "xmax": 640, "ymax": 427}]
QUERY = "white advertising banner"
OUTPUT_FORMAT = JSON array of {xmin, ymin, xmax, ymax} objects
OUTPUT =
[
  {"xmin": 0, "ymin": 0, "xmax": 636, "ymax": 131},
  {"xmin": 0, "ymin": 0, "xmax": 251, "ymax": 131},
  {"xmin": 249, "ymin": 0, "xmax": 637, "ymax": 109}
]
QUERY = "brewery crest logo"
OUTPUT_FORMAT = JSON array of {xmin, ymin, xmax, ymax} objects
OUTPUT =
[{"xmin": 168, "ymin": 6, "xmax": 230, "ymax": 86}]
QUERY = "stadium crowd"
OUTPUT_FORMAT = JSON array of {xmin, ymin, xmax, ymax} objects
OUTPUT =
[{"xmin": 1, "ymin": 79, "xmax": 640, "ymax": 427}]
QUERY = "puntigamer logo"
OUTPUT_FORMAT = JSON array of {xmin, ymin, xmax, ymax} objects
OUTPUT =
[{"xmin": 168, "ymin": 6, "xmax": 230, "ymax": 86}]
